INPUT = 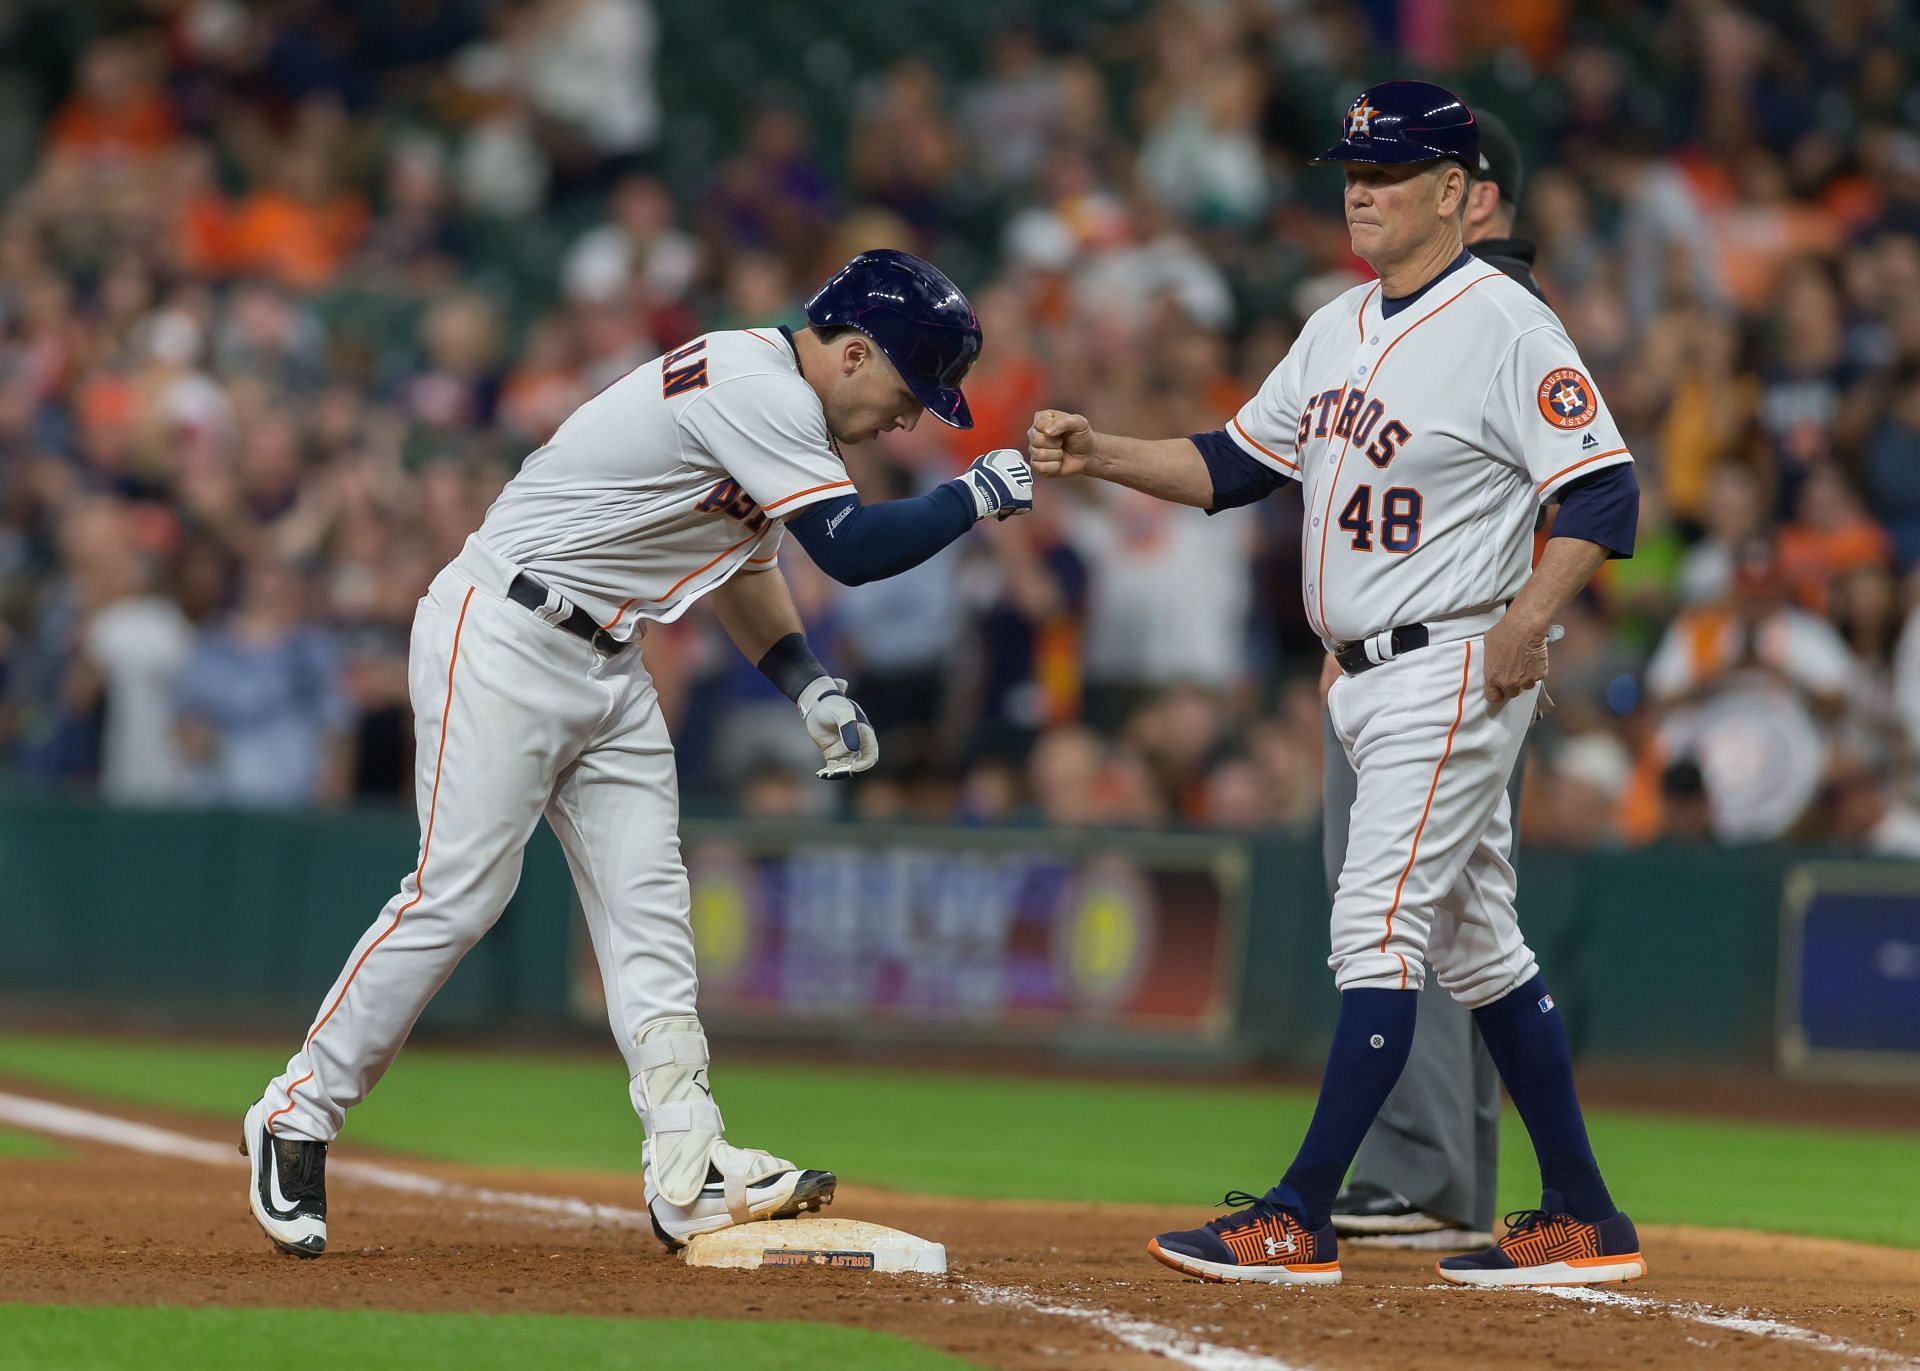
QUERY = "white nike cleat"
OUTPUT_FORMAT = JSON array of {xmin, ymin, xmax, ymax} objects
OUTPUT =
[
  {"xmin": 646, "ymin": 1141, "xmax": 836, "ymax": 1251},
  {"xmin": 240, "ymin": 1100, "xmax": 328, "ymax": 1258}
]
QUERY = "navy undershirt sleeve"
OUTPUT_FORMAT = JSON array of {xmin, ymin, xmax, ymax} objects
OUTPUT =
[
  {"xmin": 784, "ymin": 483, "xmax": 976, "ymax": 586},
  {"xmin": 1191, "ymin": 430, "xmax": 1287, "ymax": 514},
  {"xmin": 1548, "ymin": 463, "xmax": 1639, "ymax": 559}
]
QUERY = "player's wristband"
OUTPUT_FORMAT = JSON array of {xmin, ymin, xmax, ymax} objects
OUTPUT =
[{"xmin": 757, "ymin": 633, "xmax": 831, "ymax": 704}]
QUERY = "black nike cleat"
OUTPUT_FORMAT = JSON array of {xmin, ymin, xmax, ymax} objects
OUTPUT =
[
  {"xmin": 648, "ymin": 1154, "xmax": 836, "ymax": 1251},
  {"xmin": 240, "ymin": 1099, "xmax": 328, "ymax": 1257}
]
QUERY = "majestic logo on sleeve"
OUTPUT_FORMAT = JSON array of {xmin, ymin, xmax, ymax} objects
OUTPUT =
[{"xmin": 1537, "ymin": 367, "xmax": 1597, "ymax": 430}]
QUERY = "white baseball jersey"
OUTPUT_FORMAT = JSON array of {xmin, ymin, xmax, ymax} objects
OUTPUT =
[
  {"xmin": 256, "ymin": 331, "xmax": 858, "ymax": 1192},
  {"xmin": 477, "ymin": 327, "xmax": 853, "ymax": 640},
  {"xmin": 1226, "ymin": 255, "xmax": 1633, "ymax": 645}
]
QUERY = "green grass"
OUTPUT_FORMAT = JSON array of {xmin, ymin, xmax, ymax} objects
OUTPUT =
[
  {"xmin": 0, "ymin": 1304, "xmax": 971, "ymax": 1371},
  {"xmin": 0, "ymin": 1125, "xmax": 63, "ymax": 1158},
  {"xmin": 0, "ymin": 1032, "xmax": 1914, "ymax": 1248}
]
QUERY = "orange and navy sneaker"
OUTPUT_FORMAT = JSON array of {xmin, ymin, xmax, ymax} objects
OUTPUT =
[
  {"xmin": 1147, "ymin": 1191, "xmax": 1342, "ymax": 1285},
  {"xmin": 1436, "ymin": 1190, "xmax": 1647, "ymax": 1287}
]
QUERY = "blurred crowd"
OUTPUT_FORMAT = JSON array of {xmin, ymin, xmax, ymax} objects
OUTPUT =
[{"xmin": 4, "ymin": 0, "xmax": 1920, "ymax": 852}]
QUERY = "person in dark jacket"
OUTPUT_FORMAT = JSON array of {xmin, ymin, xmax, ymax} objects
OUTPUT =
[{"xmin": 1460, "ymin": 111, "xmax": 1544, "ymax": 299}]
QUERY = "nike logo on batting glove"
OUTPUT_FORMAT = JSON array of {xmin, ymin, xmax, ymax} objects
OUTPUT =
[{"xmin": 956, "ymin": 449, "xmax": 1035, "ymax": 521}]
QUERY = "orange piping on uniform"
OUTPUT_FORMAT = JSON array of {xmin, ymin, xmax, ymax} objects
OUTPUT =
[
  {"xmin": 762, "ymin": 478, "xmax": 854, "ymax": 512},
  {"xmin": 651, "ymin": 530, "xmax": 763, "ymax": 601},
  {"xmin": 1536, "ymin": 449, "xmax": 1627, "ymax": 494},
  {"xmin": 743, "ymin": 328, "xmax": 785, "ymax": 353},
  {"xmin": 264, "ymin": 1071, "xmax": 313, "ymax": 1136},
  {"xmin": 597, "ymin": 598, "xmax": 636, "ymax": 631},
  {"xmin": 1230, "ymin": 417, "xmax": 1300, "ymax": 471},
  {"xmin": 271, "ymin": 584, "xmax": 476, "ymax": 1135},
  {"xmin": 1381, "ymin": 640, "xmax": 1474, "ymax": 987}
]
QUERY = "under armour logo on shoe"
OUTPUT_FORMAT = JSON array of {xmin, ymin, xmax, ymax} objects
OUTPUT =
[{"xmin": 1263, "ymin": 1233, "xmax": 1297, "ymax": 1257}]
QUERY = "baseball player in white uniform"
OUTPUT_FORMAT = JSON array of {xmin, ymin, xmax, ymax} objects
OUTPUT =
[
  {"xmin": 1029, "ymin": 83, "xmax": 1647, "ymax": 1287},
  {"xmin": 242, "ymin": 250, "xmax": 1034, "ymax": 1258}
]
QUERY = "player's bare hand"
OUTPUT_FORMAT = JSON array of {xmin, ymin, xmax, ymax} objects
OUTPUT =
[
  {"xmin": 1482, "ymin": 615, "xmax": 1550, "ymax": 705},
  {"xmin": 1027, "ymin": 410, "xmax": 1095, "ymax": 479},
  {"xmin": 798, "ymin": 676, "xmax": 879, "ymax": 778}
]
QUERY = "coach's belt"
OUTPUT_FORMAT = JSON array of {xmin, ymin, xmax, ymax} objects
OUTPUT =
[
  {"xmin": 507, "ymin": 572, "xmax": 627, "ymax": 656},
  {"xmin": 1335, "ymin": 607, "xmax": 1509, "ymax": 676},
  {"xmin": 1335, "ymin": 624, "xmax": 1431, "ymax": 676}
]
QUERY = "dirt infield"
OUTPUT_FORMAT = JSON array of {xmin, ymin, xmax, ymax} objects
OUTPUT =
[{"xmin": 3, "ymin": 1087, "xmax": 1917, "ymax": 1370}]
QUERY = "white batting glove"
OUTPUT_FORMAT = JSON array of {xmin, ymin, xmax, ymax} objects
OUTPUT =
[
  {"xmin": 797, "ymin": 676, "xmax": 879, "ymax": 779},
  {"xmin": 955, "ymin": 449, "xmax": 1035, "ymax": 521}
]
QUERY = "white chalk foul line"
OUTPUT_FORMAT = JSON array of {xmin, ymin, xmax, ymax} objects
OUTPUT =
[
  {"xmin": 961, "ymin": 1281, "xmax": 1306, "ymax": 1371},
  {"xmin": 0, "ymin": 1091, "xmax": 651, "ymax": 1229},
  {"xmin": 0, "ymin": 1090, "xmax": 1296, "ymax": 1370},
  {"xmin": 1530, "ymin": 1284, "xmax": 1920, "ymax": 1367},
  {"xmin": 16, "ymin": 1090, "xmax": 1910, "ymax": 1371}
]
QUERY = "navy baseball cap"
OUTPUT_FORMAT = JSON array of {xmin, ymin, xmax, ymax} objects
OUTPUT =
[
  {"xmin": 1312, "ymin": 81, "xmax": 1479, "ymax": 172},
  {"xmin": 1472, "ymin": 109, "xmax": 1524, "ymax": 206},
  {"xmin": 804, "ymin": 249, "xmax": 982, "ymax": 429}
]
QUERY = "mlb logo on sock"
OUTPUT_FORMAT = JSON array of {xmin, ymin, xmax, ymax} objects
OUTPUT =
[{"xmin": 1538, "ymin": 994, "xmax": 1555, "ymax": 1013}]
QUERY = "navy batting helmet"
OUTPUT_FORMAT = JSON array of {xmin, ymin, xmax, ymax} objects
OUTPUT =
[
  {"xmin": 804, "ymin": 249, "xmax": 982, "ymax": 429},
  {"xmin": 1312, "ymin": 81, "xmax": 1479, "ymax": 171}
]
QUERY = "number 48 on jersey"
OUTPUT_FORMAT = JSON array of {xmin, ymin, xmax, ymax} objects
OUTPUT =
[{"xmin": 1337, "ymin": 485, "xmax": 1423, "ymax": 553}]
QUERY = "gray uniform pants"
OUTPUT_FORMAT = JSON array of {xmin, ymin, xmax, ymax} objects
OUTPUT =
[{"xmin": 1322, "ymin": 707, "xmax": 1518, "ymax": 1234}]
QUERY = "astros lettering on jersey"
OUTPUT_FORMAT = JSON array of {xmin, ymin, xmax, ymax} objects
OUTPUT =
[
  {"xmin": 477, "ymin": 327, "xmax": 853, "ymax": 639},
  {"xmin": 1224, "ymin": 263, "xmax": 1632, "ymax": 646}
]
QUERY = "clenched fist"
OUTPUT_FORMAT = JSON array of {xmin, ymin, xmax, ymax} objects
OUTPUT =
[
  {"xmin": 1028, "ymin": 410, "xmax": 1096, "ymax": 479},
  {"xmin": 956, "ymin": 448, "xmax": 1034, "ymax": 520},
  {"xmin": 798, "ymin": 676, "xmax": 879, "ymax": 779}
]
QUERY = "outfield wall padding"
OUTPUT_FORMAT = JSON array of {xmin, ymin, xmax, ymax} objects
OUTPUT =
[{"xmin": 0, "ymin": 796, "xmax": 1826, "ymax": 1064}]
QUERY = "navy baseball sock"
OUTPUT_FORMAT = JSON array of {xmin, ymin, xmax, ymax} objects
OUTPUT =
[
  {"xmin": 1472, "ymin": 972, "xmax": 1616, "ymax": 1223},
  {"xmin": 1264, "ymin": 988, "xmax": 1417, "ymax": 1230}
]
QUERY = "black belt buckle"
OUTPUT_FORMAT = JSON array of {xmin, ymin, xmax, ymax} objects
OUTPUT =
[
  {"xmin": 508, "ymin": 571, "xmax": 626, "ymax": 656},
  {"xmin": 1336, "ymin": 623, "xmax": 1430, "ymax": 676}
]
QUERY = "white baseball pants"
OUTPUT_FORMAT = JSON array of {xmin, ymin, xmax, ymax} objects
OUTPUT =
[
  {"xmin": 262, "ymin": 541, "xmax": 698, "ymax": 1141},
  {"xmin": 1326, "ymin": 631, "xmax": 1540, "ymax": 1008}
]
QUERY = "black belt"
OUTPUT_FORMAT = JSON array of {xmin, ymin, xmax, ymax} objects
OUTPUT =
[
  {"xmin": 1335, "ymin": 624, "xmax": 1430, "ymax": 676},
  {"xmin": 507, "ymin": 572, "xmax": 626, "ymax": 656}
]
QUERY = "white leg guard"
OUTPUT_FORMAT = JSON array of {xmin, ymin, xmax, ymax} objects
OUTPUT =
[
  {"xmin": 710, "ymin": 1140, "xmax": 791, "ymax": 1225},
  {"xmin": 633, "ymin": 1017, "xmax": 838, "ymax": 1248},
  {"xmin": 632, "ymin": 1017, "xmax": 725, "ymax": 1207}
]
